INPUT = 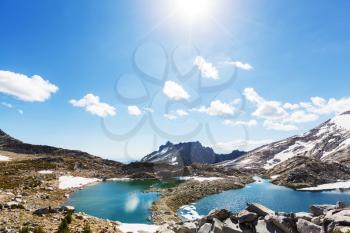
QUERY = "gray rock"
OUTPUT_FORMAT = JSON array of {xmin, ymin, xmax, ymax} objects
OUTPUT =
[
  {"xmin": 198, "ymin": 223, "xmax": 212, "ymax": 233},
  {"xmin": 207, "ymin": 209, "xmax": 231, "ymax": 222},
  {"xmin": 311, "ymin": 216, "xmax": 323, "ymax": 226},
  {"xmin": 246, "ymin": 203, "xmax": 274, "ymax": 217},
  {"xmin": 212, "ymin": 218, "xmax": 224, "ymax": 233},
  {"xmin": 294, "ymin": 212, "xmax": 312, "ymax": 221},
  {"xmin": 178, "ymin": 222, "xmax": 197, "ymax": 233},
  {"xmin": 333, "ymin": 226, "xmax": 350, "ymax": 233},
  {"xmin": 33, "ymin": 207, "xmax": 50, "ymax": 216},
  {"xmin": 324, "ymin": 214, "xmax": 350, "ymax": 225},
  {"xmin": 265, "ymin": 214, "xmax": 298, "ymax": 233},
  {"xmin": 222, "ymin": 218, "xmax": 243, "ymax": 233},
  {"xmin": 336, "ymin": 201, "xmax": 348, "ymax": 209},
  {"xmin": 238, "ymin": 210, "xmax": 258, "ymax": 223},
  {"xmin": 62, "ymin": 205, "xmax": 75, "ymax": 212},
  {"xmin": 255, "ymin": 220, "xmax": 284, "ymax": 233},
  {"xmin": 296, "ymin": 219, "xmax": 322, "ymax": 233},
  {"xmin": 333, "ymin": 209, "xmax": 350, "ymax": 217},
  {"xmin": 310, "ymin": 204, "xmax": 336, "ymax": 216}
]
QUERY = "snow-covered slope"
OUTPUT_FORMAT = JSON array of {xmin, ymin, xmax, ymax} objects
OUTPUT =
[{"xmin": 218, "ymin": 111, "xmax": 350, "ymax": 170}]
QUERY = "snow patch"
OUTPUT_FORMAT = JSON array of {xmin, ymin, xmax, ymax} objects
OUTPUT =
[
  {"xmin": 0, "ymin": 154, "xmax": 10, "ymax": 161},
  {"xmin": 177, "ymin": 176, "xmax": 223, "ymax": 182},
  {"xmin": 118, "ymin": 224, "xmax": 159, "ymax": 233},
  {"xmin": 331, "ymin": 114, "xmax": 350, "ymax": 131},
  {"xmin": 298, "ymin": 180, "xmax": 350, "ymax": 191},
  {"xmin": 107, "ymin": 178, "xmax": 132, "ymax": 181},
  {"xmin": 270, "ymin": 175, "xmax": 280, "ymax": 179},
  {"xmin": 38, "ymin": 170, "xmax": 54, "ymax": 174},
  {"xmin": 58, "ymin": 176, "xmax": 101, "ymax": 189},
  {"xmin": 178, "ymin": 204, "xmax": 202, "ymax": 221}
]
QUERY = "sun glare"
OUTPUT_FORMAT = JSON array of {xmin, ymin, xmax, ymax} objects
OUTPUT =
[{"xmin": 174, "ymin": 0, "xmax": 213, "ymax": 24}]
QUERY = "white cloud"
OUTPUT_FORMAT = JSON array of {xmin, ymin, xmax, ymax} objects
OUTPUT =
[
  {"xmin": 0, "ymin": 70, "xmax": 58, "ymax": 102},
  {"xmin": 283, "ymin": 103, "xmax": 300, "ymax": 110},
  {"xmin": 283, "ymin": 110, "xmax": 319, "ymax": 123},
  {"xmin": 163, "ymin": 81, "xmax": 190, "ymax": 101},
  {"xmin": 1, "ymin": 102, "xmax": 13, "ymax": 108},
  {"xmin": 144, "ymin": 107, "xmax": 154, "ymax": 113},
  {"xmin": 300, "ymin": 96, "xmax": 350, "ymax": 115},
  {"xmin": 128, "ymin": 105, "xmax": 142, "ymax": 116},
  {"xmin": 164, "ymin": 113, "xmax": 177, "ymax": 120},
  {"xmin": 193, "ymin": 56, "xmax": 219, "ymax": 80},
  {"xmin": 18, "ymin": 109, "xmax": 24, "ymax": 115},
  {"xmin": 243, "ymin": 88, "xmax": 288, "ymax": 120},
  {"xmin": 226, "ymin": 61, "xmax": 253, "ymax": 71},
  {"xmin": 211, "ymin": 139, "xmax": 273, "ymax": 153},
  {"xmin": 263, "ymin": 120, "xmax": 298, "ymax": 131},
  {"xmin": 191, "ymin": 100, "xmax": 235, "ymax": 116},
  {"xmin": 224, "ymin": 119, "xmax": 258, "ymax": 127},
  {"xmin": 176, "ymin": 109, "xmax": 188, "ymax": 117},
  {"xmin": 69, "ymin": 94, "xmax": 116, "ymax": 118}
]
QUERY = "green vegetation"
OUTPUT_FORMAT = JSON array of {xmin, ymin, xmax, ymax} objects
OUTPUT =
[
  {"xmin": 33, "ymin": 226, "xmax": 45, "ymax": 233},
  {"xmin": 19, "ymin": 227, "xmax": 30, "ymax": 233},
  {"xmin": 82, "ymin": 223, "xmax": 93, "ymax": 233},
  {"xmin": 56, "ymin": 211, "xmax": 74, "ymax": 233}
]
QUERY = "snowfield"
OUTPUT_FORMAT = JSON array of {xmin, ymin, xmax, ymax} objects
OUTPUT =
[
  {"xmin": 178, "ymin": 176, "xmax": 223, "ymax": 182},
  {"xmin": 298, "ymin": 180, "xmax": 350, "ymax": 191},
  {"xmin": 58, "ymin": 176, "xmax": 101, "ymax": 189},
  {"xmin": 38, "ymin": 170, "xmax": 54, "ymax": 174},
  {"xmin": 0, "ymin": 154, "xmax": 10, "ymax": 161},
  {"xmin": 118, "ymin": 223, "xmax": 159, "ymax": 233}
]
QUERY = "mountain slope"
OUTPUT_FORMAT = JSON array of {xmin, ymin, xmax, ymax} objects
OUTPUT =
[
  {"xmin": 141, "ymin": 141, "xmax": 245, "ymax": 166},
  {"xmin": 218, "ymin": 111, "xmax": 350, "ymax": 170}
]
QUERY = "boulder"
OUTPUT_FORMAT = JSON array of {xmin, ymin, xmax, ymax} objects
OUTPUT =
[
  {"xmin": 333, "ymin": 226, "xmax": 350, "ymax": 233},
  {"xmin": 198, "ymin": 223, "xmax": 212, "ymax": 233},
  {"xmin": 310, "ymin": 204, "xmax": 335, "ymax": 216},
  {"xmin": 222, "ymin": 218, "xmax": 243, "ymax": 233},
  {"xmin": 333, "ymin": 209, "xmax": 350, "ymax": 217},
  {"xmin": 254, "ymin": 220, "xmax": 284, "ymax": 233},
  {"xmin": 212, "ymin": 218, "xmax": 224, "ymax": 233},
  {"xmin": 336, "ymin": 201, "xmax": 348, "ymax": 209},
  {"xmin": 207, "ymin": 209, "xmax": 231, "ymax": 222},
  {"xmin": 5, "ymin": 201, "xmax": 23, "ymax": 209},
  {"xmin": 33, "ymin": 207, "xmax": 50, "ymax": 216},
  {"xmin": 62, "ymin": 205, "xmax": 75, "ymax": 212},
  {"xmin": 265, "ymin": 214, "xmax": 298, "ymax": 233},
  {"xmin": 178, "ymin": 222, "xmax": 197, "ymax": 233},
  {"xmin": 238, "ymin": 210, "xmax": 258, "ymax": 223},
  {"xmin": 311, "ymin": 216, "xmax": 323, "ymax": 226},
  {"xmin": 324, "ymin": 214, "xmax": 350, "ymax": 225},
  {"xmin": 296, "ymin": 219, "xmax": 322, "ymax": 233},
  {"xmin": 294, "ymin": 212, "xmax": 312, "ymax": 221},
  {"xmin": 246, "ymin": 203, "xmax": 274, "ymax": 217}
]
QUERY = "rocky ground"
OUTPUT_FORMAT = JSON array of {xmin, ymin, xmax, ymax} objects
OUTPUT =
[
  {"xmin": 151, "ymin": 175, "xmax": 253, "ymax": 224},
  {"xmin": 266, "ymin": 156, "xmax": 350, "ymax": 189},
  {"xmin": 159, "ymin": 202, "xmax": 350, "ymax": 233}
]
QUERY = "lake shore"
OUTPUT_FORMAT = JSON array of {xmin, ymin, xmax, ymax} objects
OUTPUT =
[{"xmin": 150, "ymin": 175, "xmax": 253, "ymax": 224}]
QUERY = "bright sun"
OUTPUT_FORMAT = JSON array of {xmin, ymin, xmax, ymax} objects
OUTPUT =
[{"xmin": 174, "ymin": 0, "xmax": 213, "ymax": 24}]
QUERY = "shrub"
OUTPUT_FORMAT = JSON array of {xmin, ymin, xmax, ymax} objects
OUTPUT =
[
  {"xmin": 56, "ymin": 218, "xmax": 70, "ymax": 233},
  {"xmin": 82, "ymin": 223, "xmax": 92, "ymax": 233},
  {"xmin": 33, "ymin": 226, "xmax": 45, "ymax": 233},
  {"xmin": 19, "ymin": 227, "xmax": 30, "ymax": 233}
]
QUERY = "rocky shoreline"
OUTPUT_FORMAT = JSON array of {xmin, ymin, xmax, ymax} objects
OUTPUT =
[
  {"xmin": 160, "ymin": 202, "xmax": 350, "ymax": 233},
  {"xmin": 151, "ymin": 176, "xmax": 253, "ymax": 224}
]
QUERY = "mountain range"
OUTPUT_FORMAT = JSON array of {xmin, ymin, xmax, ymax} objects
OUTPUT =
[{"xmin": 140, "ymin": 141, "xmax": 246, "ymax": 165}]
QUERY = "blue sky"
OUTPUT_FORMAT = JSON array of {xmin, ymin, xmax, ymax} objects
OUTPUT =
[{"xmin": 1, "ymin": 0, "xmax": 350, "ymax": 162}]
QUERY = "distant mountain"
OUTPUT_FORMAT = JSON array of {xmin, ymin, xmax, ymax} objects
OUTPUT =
[
  {"xmin": 218, "ymin": 111, "xmax": 350, "ymax": 170},
  {"xmin": 140, "ymin": 141, "xmax": 246, "ymax": 166}
]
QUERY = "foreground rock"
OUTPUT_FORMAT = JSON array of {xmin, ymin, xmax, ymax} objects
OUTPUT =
[{"xmin": 158, "ymin": 201, "xmax": 350, "ymax": 233}]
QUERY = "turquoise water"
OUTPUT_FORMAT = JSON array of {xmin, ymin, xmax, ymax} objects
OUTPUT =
[
  {"xmin": 67, "ymin": 180, "xmax": 181, "ymax": 223},
  {"xmin": 178, "ymin": 179, "xmax": 350, "ymax": 219}
]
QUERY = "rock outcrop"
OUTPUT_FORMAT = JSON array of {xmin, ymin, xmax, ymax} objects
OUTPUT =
[{"xmin": 158, "ymin": 201, "xmax": 350, "ymax": 233}]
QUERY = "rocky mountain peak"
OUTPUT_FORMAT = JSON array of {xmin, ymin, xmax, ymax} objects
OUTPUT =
[{"xmin": 340, "ymin": 111, "xmax": 350, "ymax": 115}]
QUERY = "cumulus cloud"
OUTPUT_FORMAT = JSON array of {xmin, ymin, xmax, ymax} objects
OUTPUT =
[
  {"xmin": 283, "ymin": 103, "xmax": 300, "ymax": 110},
  {"xmin": 211, "ymin": 139, "xmax": 273, "ymax": 153},
  {"xmin": 301, "ymin": 96, "xmax": 350, "ymax": 115},
  {"xmin": 128, "ymin": 105, "xmax": 142, "ymax": 116},
  {"xmin": 0, "ymin": 70, "xmax": 58, "ymax": 102},
  {"xmin": 194, "ymin": 56, "xmax": 219, "ymax": 80},
  {"xmin": 1, "ymin": 102, "xmax": 13, "ymax": 108},
  {"xmin": 283, "ymin": 110, "xmax": 319, "ymax": 123},
  {"xmin": 163, "ymin": 113, "xmax": 177, "ymax": 120},
  {"xmin": 224, "ymin": 119, "xmax": 258, "ymax": 127},
  {"xmin": 69, "ymin": 94, "xmax": 116, "ymax": 118},
  {"xmin": 191, "ymin": 100, "xmax": 235, "ymax": 116},
  {"xmin": 163, "ymin": 81, "xmax": 190, "ymax": 101},
  {"xmin": 263, "ymin": 120, "xmax": 298, "ymax": 131},
  {"xmin": 226, "ymin": 61, "xmax": 253, "ymax": 71},
  {"xmin": 176, "ymin": 109, "xmax": 188, "ymax": 117}
]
